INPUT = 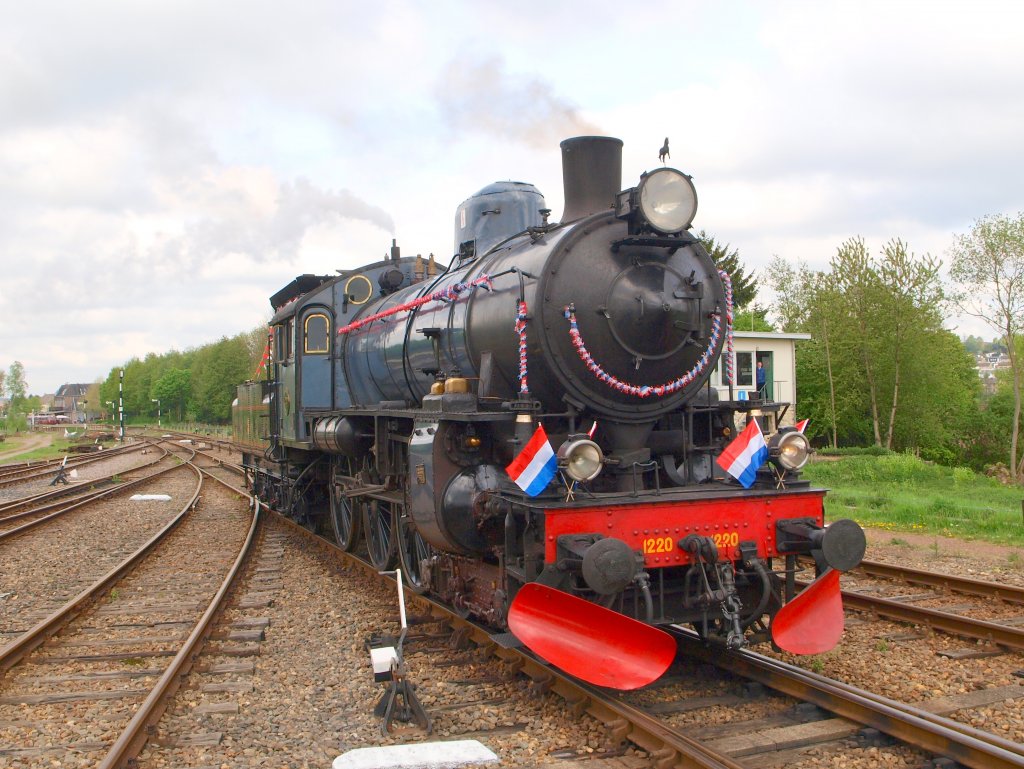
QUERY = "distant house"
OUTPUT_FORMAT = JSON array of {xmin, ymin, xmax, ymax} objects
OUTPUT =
[
  {"xmin": 975, "ymin": 352, "xmax": 1010, "ymax": 395},
  {"xmin": 708, "ymin": 331, "xmax": 811, "ymax": 428},
  {"xmin": 54, "ymin": 383, "xmax": 92, "ymax": 423}
]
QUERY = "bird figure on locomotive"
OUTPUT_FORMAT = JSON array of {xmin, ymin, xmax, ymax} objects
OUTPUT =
[{"xmin": 233, "ymin": 136, "xmax": 866, "ymax": 689}]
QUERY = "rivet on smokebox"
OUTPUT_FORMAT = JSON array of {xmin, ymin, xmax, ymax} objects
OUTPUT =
[{"xmin": 130, "ymin": 494, "xmax": 172, "ymax": 502}]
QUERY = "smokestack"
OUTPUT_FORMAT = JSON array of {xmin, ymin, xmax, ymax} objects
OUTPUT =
[{"xmin": 560, "ymin": 136, "xmax": 623, "ymax": 222}]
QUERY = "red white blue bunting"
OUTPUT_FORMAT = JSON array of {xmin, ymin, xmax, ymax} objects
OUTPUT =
[
  {"xmin": 515, "ymin": 299, "xmax": 529, "ymax": 393},
  {"xmin": 337, "ymin": 274, "xmax": 493, "ymax": 335},
  {"xmin": 719, "ymin": 270, "xmax": 734, "ymax": 385},
  {"xmin": 561, "ymin": 271, "xmax": 734, "ymax": 398}
]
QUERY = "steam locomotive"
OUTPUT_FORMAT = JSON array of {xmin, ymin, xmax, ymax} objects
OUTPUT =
[{"xmin": 233, "ymin": 137, "xmax": 866, "ymax": 689}]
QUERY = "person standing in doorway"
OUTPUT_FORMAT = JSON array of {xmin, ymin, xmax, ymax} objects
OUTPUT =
[{"xmin": 755, "ymin": 360, "xmax": 766, "ymax": 400}]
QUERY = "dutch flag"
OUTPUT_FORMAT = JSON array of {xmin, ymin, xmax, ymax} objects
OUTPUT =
[
  {"xmin": 506, "ymin": 424, "xmax": 558, "ymax": 497},
  {"xmin": 718, "ymin": 419, "xmax": 769, "ymax": 489}
]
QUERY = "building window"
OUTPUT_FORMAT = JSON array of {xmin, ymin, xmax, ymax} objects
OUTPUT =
[
  {"xmin": 736, "ymin": 351, "xmax": 753, "ymax": 387},
  {"xmin": 304, "ymin": 314, "xmax": 329, "ymax": 354}
]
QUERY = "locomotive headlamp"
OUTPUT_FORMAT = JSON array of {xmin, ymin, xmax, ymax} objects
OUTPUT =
[
  {"xmin": 558, "ymin": 438, "xmax": 604, "ymax": 482},
  {"xmin": 637, "ymin": 168, "xmax": 698, "ymax": 234},
  {"xmin": 768, "ymin": 430, "xmax": 810, "ymax": 471}
]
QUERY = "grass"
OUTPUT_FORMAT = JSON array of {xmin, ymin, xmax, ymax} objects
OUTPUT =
[
  {"xmin": 0, "ymin": 433, "xmax": 33, "ymax": 451},
  {"xmin": 804, "ymin": 453, "xmax": 1024, "ymax": 546},
  {"xmin": 3, "ymin": 435, "xmax": 115, "ymax": 463}
]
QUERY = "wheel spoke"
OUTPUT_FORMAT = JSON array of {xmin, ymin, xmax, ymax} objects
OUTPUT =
[
  {"xmin": 330, "ymin": 483, "xmax": 360, "ymax": 551},
  {"xmin": 396, "ymin": 507, "xmax": 434, "ymax": 594},
  {"xmin": 362, "ymin": 500, "xmax": 396, "ymax": 570}
]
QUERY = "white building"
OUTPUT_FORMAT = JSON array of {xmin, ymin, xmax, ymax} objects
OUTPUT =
[{"xmin": 708, "ymin": 331, "xmax": 811, "ymax": 427}]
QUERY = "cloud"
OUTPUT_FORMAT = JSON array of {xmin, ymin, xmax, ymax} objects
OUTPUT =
[
  {"xmin": 435, "ymin": 54, "xmax": 601, "ymax": 148},
  {"xmin": 154, "ymin": 171, "xmax": 395, "ymax": 272},
  {"xmin": 3, "ymin": 1, "xmax": 1023, "ymax": 392}
]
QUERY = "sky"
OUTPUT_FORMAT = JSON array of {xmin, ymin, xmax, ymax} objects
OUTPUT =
[{"xmin": 1, "ymin": 0, "xmax": 1022, "ymax": 394}]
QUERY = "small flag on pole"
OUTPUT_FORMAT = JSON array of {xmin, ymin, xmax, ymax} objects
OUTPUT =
[
  {"xmin": 794, "ymin": 418, "xmax": 809, "ymax": 434},
  {"xmin": 506, "ymin": 424, "xmax": 558, "ymax": 497},
  {"xmin": 718, "ymin": 419, "xmax": 769, "ymax": 489}
]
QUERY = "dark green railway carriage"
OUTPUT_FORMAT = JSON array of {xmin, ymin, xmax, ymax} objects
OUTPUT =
[{"xmin": 232, "ymin": 380, "xmax": 271, "ymax": 451}]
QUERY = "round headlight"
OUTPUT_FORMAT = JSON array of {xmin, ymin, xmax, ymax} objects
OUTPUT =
[
  {"xmin": 771, "ymin": 431, "xmax": 810, "ymax": 471},
  {"xmin": 558, "ymin": 438, "xmax": 604, "ymax": 482},
  {"xmin": 638, "ymin": 168, "xmax": 698, "ymax": 234}
]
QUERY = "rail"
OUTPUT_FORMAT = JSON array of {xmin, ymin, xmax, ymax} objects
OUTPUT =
[
  {"xmin": 98, "ymin": 468, "xmax": 260, "ymax": 769},
  {"xmin": 673, "ymin": 629, "xmax": 1024, "ymax": 769}
]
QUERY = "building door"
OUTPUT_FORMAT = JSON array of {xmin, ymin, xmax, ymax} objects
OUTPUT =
[{"xmin": 756, "ymin": 351, "xmax": 773, "ymax": 401}]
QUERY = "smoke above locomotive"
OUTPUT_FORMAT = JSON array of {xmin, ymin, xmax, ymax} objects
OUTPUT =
[{"xmin": 234, "ymin": 137, "xmax": 865, "ymax": 689}]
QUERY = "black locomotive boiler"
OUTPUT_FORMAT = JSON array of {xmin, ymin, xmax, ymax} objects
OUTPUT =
[{"xmin": 233, "ymin": 137, "xmax": 865, "ymax": 689}]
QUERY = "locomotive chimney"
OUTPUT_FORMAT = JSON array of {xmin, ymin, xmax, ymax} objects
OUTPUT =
[{"xmin": 560, "ymin": 136, "xmax": 623, "ymax": 223}]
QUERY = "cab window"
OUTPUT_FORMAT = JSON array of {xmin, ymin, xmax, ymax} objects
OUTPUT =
[
  {"xmin": 304, "ymin": 313, "xmax": 329, "ymax": 354},
  {"xmin": 274, "ymin": 325, "xmax": 285, "ymax": 360}
]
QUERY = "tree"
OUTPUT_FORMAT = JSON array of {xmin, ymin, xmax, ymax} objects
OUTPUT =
[
  {"xmin": 950, "ymin": 212, "xmax": 1024, "ymax": 480},
  {"xmin": 876, "ymin": 239, "xmax": 943, "ymax": 450},
  {"xmin": 891, "ymin": 329, "xmax": 978, "ymax": 464},
  {"xmin": 966, "ymin": 365, "xmax": 1021, "ymax": 471},
  {"xmin": 84, "ymin": 382, "xmax": 102, "ymax": 420},
  {"xmin": 829, "ymin": 237, "xmax": 886, "ymax": 446},
  {"xmin": 768, "ymin": 257, "xmax": 852, "ymax": 448},
  {"xmin": 769, "ymin": 238, "xmax": 963, "ymax": 457},
  {"xmin": 190, "ymin": 335, "xmax": 251, "ymax": 422},
  {"xmin": 963, "ymin": 335, "xmax": 984, "ymax": 355},
  {"xmin": 6, "ymin": 362, "xmax": 27, "ymax": 407},
  {"xmin": 733, "ymin": 305, "xmax": 774, "ymax": 332},
  {"xmin": 152, "ymin": 369, "xmax": 192, "ymax": 422},
  {"xmin": 697, "ymin": 231, "xmax": 758, "ymax": 308},
  {"xmin": 243, "ymin": 320, "xmax": 273, "ymax": 377}
]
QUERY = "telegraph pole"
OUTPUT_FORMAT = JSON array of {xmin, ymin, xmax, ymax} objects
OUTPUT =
[{"xmin": 119, "ymin": 369, "xmax": 125, "ymax": 442}]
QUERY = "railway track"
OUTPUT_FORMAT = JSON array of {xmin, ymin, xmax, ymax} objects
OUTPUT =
[
  {"xmin": 122, "ymin": 432, "xmax": 1024, "ymax": 767},
  {"xmin": 256, "ymin": 511, "xmax": 1021, "ymax": 769},
  {"xmin": 0, "ymin": 443, "xmax": 172, "ymax": 538},
  {"xmin": 792, "ymin": 559, "xmax": 1024, "ymax": 652},
  {"xmin": 0, "ymin": 452, "xmax": 259, "ymax": 767},
  {"xmin": 672, "ymin": 630, "xmax": 1024, "ymax": 769},
  {"xmin": 0, "ymin": 441, "xmax": 143, "ymax": 489}
]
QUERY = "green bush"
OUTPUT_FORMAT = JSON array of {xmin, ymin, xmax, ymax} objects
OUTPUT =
[
  {"xmin": 951, "ymin": 467, "xmax": 975, "ymax": 486},
  {"xmin": 920, "ymin": 445, "xmax": 957, "ymax": 466},
  {"xmin": 816, "ymin": 445, "xmax": 893, "ymax": 457}
]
